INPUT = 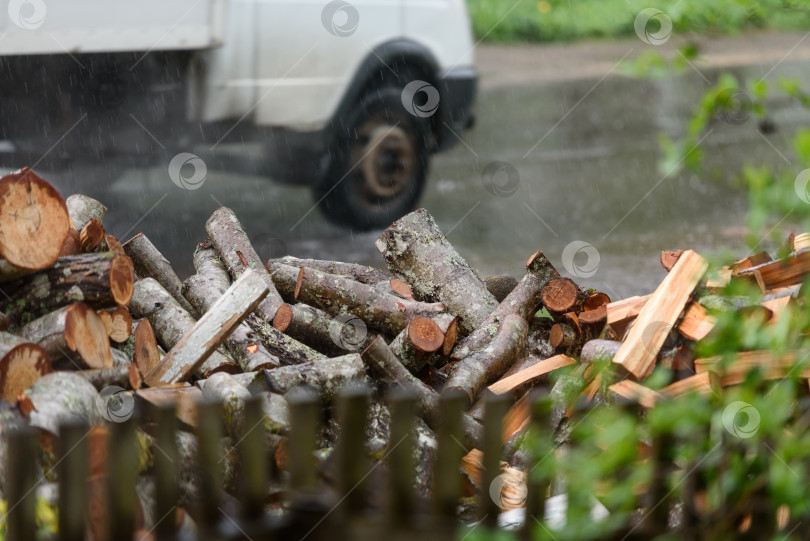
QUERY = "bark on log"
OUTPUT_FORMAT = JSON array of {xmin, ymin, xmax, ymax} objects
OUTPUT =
[
  {"xmin": 79, "ymin": 219, "xmax": 105, "ymax": 253},
  {"xmin": 388, "ymin": 313, "xmax": 459, "ymax": 374},
  {"xmin": 375, "ymin": 208, "xmax": 498, "ymax": 334},
  {"xmin": 123, "ymin": 233, "xmax": 197, "ymax": 315},
  {"xmin": 79, "ymin": 365, "xmax": 141, "ymax": 391},
  {"xmin": 184, "ymin": 246, "xmax": 280, "ymax": 372},
  {"xmin": 0, "ymin": 252, "xmax": 135, "ymax": 323},
  {"xmin": 580, "ymin": 339, "xmax": 623, "ymax": 364},
  {"xmin": 266, "ymin": 260, "xmax": 302, "ymax": 302},
  {"xmin": 273, "ymin": 302, "xmax": 375, "ymax": 357},
  {"xmin": 0, "ymin": 332, "xmax": 51, "ymax": 402},
  {"xmin": 66, "ymin": 194, "xmax": 107, "ymax": 232},
  {"xmin": 293, "ymin": 265, "xmax": 446, "ymax": 336},
  {"xmin": 205, "ymin": 207, "xmax": 284, "ymax": 320},
  {"xmin": 482, "ymin": 274, "xmax": 520, "ymax": 303},
  {"xmin": 144, "ymin": 270, "xmax": 268, "ymax": 386},
  {"xmin": 98, "ymin": 307, "xmax": 133, "ymax": 343},
  {"xmin": 0, "ymin": 168, "xmax": 70, "ymax": 271},
  {"xmin": 452, "ymin": 250, "xmax": 559, "ymax": 361},
  {"xmin": 444, "ymin": 314, "xmax": 529, "ymax": 407},
  {"xmin": 200, "ymin": 373, "xmax": 289, "ymax": 438},
  {"xmin": 549, "ymin": 323, "xmax": 578, "ymax": 350},
  {"xmin": 129, "ymin": 278, "xmax": 237, "ymax": 381},
  {"xmin": 20, "ymin": 303, "xmax": 112, "ymax": 369},
  {"xmin": 360, "ymin": 336, "xmax": 482, "ymax": 449},
  {"xmin": 262, "ymin": 353, "xmax": 367, "ymax": 402},
  {"xmin": 247, "ymin": 313, "xmax": 328, "ymax": 366},
  {"xmin": 21, "ymin": 371, "xmax": 99, "ymax": 436},
  {"xmin": 269, "ymin": 256, "xmax": 391, "ymax": 285}
]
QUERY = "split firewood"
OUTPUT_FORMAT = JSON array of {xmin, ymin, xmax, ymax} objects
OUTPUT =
[
  {"xmin": 293, "ymin": 265, "xmax": 446, "ymax": 336},
  {"xmin": 269, "ymin": 256, "xmax": 391, "ymax": 285},
  {"xmin": 388, "ymin": 314, "xmax": 459, "ymax": 374},
  {"xmin": 580, "ymin": 339, "xmax": 623, "ymax": 364},
  {"xmin": 735, "ymin": 249, "xmax": 810, "ymax": 290},
  {"xmin": 205, "ymin": 207, "xmax": 284, "ymax": 320},
  {"xmin": 488, "ymin": 354, "xmax": 577, "ymax": 396},
  {"xmin": 695, "ymin": 350, "xmax": 810, "ymax": 386},
  {"xmin": 20, "ymin": 371, "xmax": 100, "ymax": 436},
  {"xmin": 129, "ymin": 278, "xmax": 237, "ymax": 381},
  {"xmin": 0, "ymin": 332, "xmax": 51, "ymax": 402},
  {"xmin": 541, "ymin": 276, "xmax": 582, "ymax": 317},
  {"xmin": 273, "ymin": 302, "xmax": 374, "ymax": 357},
  {"xmin": 608, "ymin": 380, "xmax": 661, "ymax": 408},
  {"xmin": 360, "ymin": 336, "xmax": 482, "ymax": 448},
  {"xmin": 65, "ymin": 194, "xmax": 107, "ymax": 231},
  {"xmin": 659, "ymin": 372, "xmax": 717, "ymax": 399},
  {"xmin": 200, "ymin": 373, "xmax": 289, "ymax": 438},
  {"xmin": 606, "ymin": 294, "xmax": 651, "ymax": 337},
  {"xmin": 184, "ymin": 245, "xmax": 280, "ymax": 371},
  {"xmin": 375, "ymin": 208, "xmax": 498, "ymax": 334},
  {"xmin": 79, "ymin": 218, "xmax": 105, "ymax": 253},
  {"xmin": 143, "ymin": 270, "xmax": 269, "ymax": 386},
  {"xmin": 468, "ymin": 354, "xmax": 549, "ymax": 422},
  {"xmin": 678, "ymin": 302, "xmax": 716, "ymax": 341},
  {"xmin": 761, "ymin": 295, "xmax": 793, "ymax": 322},
  {"xmin": 792, "ymin": 232, "xmax": 810, "ymax": 252},
  {"xmin": 262, "ymin": 353, "xmax": 366, "ymax": 402},
  {"xmin": 482, "ymin": 274, "xmax": 520, "ymax": 303},
  {"xmin": 80, "ymin": 365, "xmax": 142, "ymax": 391},
  {"xmin": 0, "ymin": 168, "xmax": 70, "ymax": 273},
  {"xmin": 612, "ymin": 251, "xmax": 708, "ymax": 379},
  {"xmin": 98, "ymin": 307, "xmax": 133, "ymax": 343},
  {"xmin": 0, "ymin": 252, "xmax": 135, "ymax": 323},
  {"xmin": 444, "ymin": 314, "xmax": 529, "ymax": 407},
  {"xmin": 660, "ymin": 250, "xmax": 683, "ymax": 272},
  {"xmin": 124, "ymin": 233, "xmax": 197, "ymax": 315},
  {"xmin": 730, "ymin": 251, "xmax": 771, "ymax": 275},
  {"xmin": 452, "ymin": 251, "xmax": 559, "ymax": 361},
  {"xmin": 20, "ymin": 303, "xmax": 112, "ymax": 369}
]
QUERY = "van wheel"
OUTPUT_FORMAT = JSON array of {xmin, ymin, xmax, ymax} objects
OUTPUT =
[{"xmin": 315, "ymin": 86, "xmax": 430, "ymax": 230}]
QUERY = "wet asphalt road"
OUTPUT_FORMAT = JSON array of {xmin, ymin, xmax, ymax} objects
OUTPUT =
[{"xmin": 5, "ymin": 39, "xmax": 810, "ymax": 298}]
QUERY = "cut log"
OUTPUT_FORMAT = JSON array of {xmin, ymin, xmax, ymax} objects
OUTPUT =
[
  {"xmin": 541, "ymin": 277, "xmax": 581, "ymax": 315},
  {"xmin": 549, "ymin": 323, "xmax": 578, "ymax": 350},
  {"xmin": 578, "ymin": 306, "xmax": 607, "ymax": 339},
  {"xmin": 389, "ymin": 279, "xmax": 413, "ymax": 299},
  {"xmin": 59, "ymin": 227, "xmax": 81, "ymax": 257},
  {"xmin": 98, "ymin": 307, "xmax": 133, "ymax": 343},
  {"xmin": 80, "ymin": 365, "xmax": 142, "ymax": 392},
  {"xmin": 360, "ymin": 336, "xmax": 482, "ymax": 448},
  {"xmin": 659, "ymin": 372, "xmax": 716, "ymax": 399},
  {"xmin": 482, "ymin": 274, "xmax": 519, "ymax": 303},
  {"xmin": 293, "ymin": 265, "xmax": 446, "ymax": 336},
  {"xmin": 20, "ymin": 303, "xmax": 112, "ymax": 369},
  {"xmin": 65, "ymin": 194, "xmax": 107, "ymax": 231},
  {"xmin": 761, "ymin": 295, "xmax": 793, "ymax": 322},
  {"xmin": 272, "ymin": 302, "xmax": 371, "ymax": 357},
  {"xmin": 21, "ymin": 371, "xmax": 99, "ymax": 436},
  {"xmin": 0, "ymin": 168, "xmax": 70, "ymax": 271},
  {"xmin": 388, "ymin": 314, "xmax": 459, "ymax": 374},
  {"xmin": 678, "ymin": 302, "xmax": 716, "ymax": 341},
  {"xmin": 205, "ymin": 207, "xmax": 284, "ymax": 320},
  {"xmin": 0, "ymin": 252, "xmax": 135, "ymax": 323},
  {"xmin": 694, "ymin": 350, "xmax": 810, "ymax": 386},
  {"xmin": 375, "ymin": 208, "xmax": 498, "ymax": 334},
  {"xmin": 129, "ymin": 278, "xmax": 237, "ymax": 381},
  {"xmin": 580, "ymin": 339, "xmax": 623, "ymax": 363},
  {"xmin": 612, "ymin": 251, "xmax": 708, "ymax": 379},
  {"xmin": 79, "ymin": 219, "xmax": 105, "ymax": 253},
  {"xmin": 792, "ymin": 232, "xmax": 810, "ymax": 252},
  {"xmin": 735, "ymin": 249, "xmax": 810, "ymax": 290},
  {"xmin": 452, "ymin": 250, "xmax": 559, "ymax": 360},
  {"xmin": 144, "ymin": 270, "xmax": 269, "ymax": 386},
  {"xmin": 660, "ymin": 250, "xmax": 683, "ymax": 272},
  {"xmin": 132, "ymin": 319, "xmax": 161, "ymax": 379},
  {"xmin": 134, "ymin": 385, "xmax": 201, "ymax": 428},
  {"xmin": 487, "ymin": 354, "xmax": 576, "ymax": 395},
  {"xmin": 583, "ymin": 292, "xmax": 611, "ymax": 311},
  {"xmin": 444, "ymin": 314, "xmax": 529, "ymax": 407},
  {"xmin": 269, "ymin": 256, "xmax": 392, "ymax": 285},
  {"xmin": 103, "ymin": 235, "xmax": 125, "ymax": 255},
  {"xmin": 730, "ymin": 251, "xmax": 771, "ymax": 275},
  {"xmin": 608, "ymin": 380, "xmax": 661, "ymax": 408},
  {"xmin": 123, "ymin": 233, "xmax": 196, "ymax": 315},
  {"xmin": 183, "ymin": 250, "xmax": 280, "ymax": 372},
  {"xmin": 248, "ymin": 314, "xmax": 327, "ymax": 366},
  {"xmin": 262, "ymin": 353, "xmax": 366, "ymax": 402},
  {"xmin": 0, "ymin": 332, "xmax": 51, "ymax": 402},
  {"xmin": 467, "ymin": 354, "xmax": 548, "ymax": 422}
]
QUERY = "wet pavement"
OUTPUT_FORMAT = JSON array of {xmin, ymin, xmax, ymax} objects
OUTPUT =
[{"xmin": 5, "ymin": 38, "xmax": 810, "ymax": 299}]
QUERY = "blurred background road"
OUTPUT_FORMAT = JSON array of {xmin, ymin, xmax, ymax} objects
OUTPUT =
[{"xmin": 4, "ymin": 31, "xmax": 810, "ymax": 297}]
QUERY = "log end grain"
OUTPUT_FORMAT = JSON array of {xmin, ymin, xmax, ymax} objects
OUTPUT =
[
  {"xmin": 66, "ymin": 304, "xmax": 113, "ymax": 369},
  {"xmin": 294, "ymin": 268, "xmax": 305, "ymax": 300},
  {"xmin": 79, "ymin": 218, "xmax": 105, "ymax": 253},
  {"xmin": 389, "ymin": 278, "xmax": 413, "ymax": 299},
  {"xmin": 110, "ymin": 254, "xmax": 136, "ymax": 306},
  {"xmin": 0, "ymin": 168, "xmax": 70, "ymax": 270},
  {"xmin": 408, "ymin": 317, "xmax": 444, "ymax": 354},
  {"xmin": 273, "ymin": 303, "xmax": 294, "ymax": 332},
  {"xmin": 133, "ymin": 319, "xmax": 161, "ymax": 378},
  {"xmin": 583, "ymin": 292, "xmax": 611, "ymax": 311},
  {"xmin": 541, "ymin": 277, "xmax": 580, "ymax": 314},
  {"xmin": 443, "ymin": 316, "xmax": 460, "ymax": 357},
  {"xmin": 0, "ymin": 342, "xmax": 52, "ymax": 402}
]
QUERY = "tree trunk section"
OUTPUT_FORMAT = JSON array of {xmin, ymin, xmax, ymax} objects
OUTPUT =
[
  {"xmin": 98, "ymin": 306, "xmax": 132, "ymax": 343},
  {"xmin": 452, "ymin": 250, "xmax": 559, "ymax": 361},
  {"xmin": 0, "ymin": 252, "xmax": 135, "ymax": 324},
  {"xmin": 389, "ymin": 313, "xmax": 458, "ymax": 374},
  {"xmin": 269, "ymin": 256, "xmax": 391, "ymax": 285},
  {"xmin": 79, "ymin": 218, "xmax": 105, "ymax": 253},
  {"xmin": 273, "ymin": 302, "xmax": 375, "ymax": 357},
  {"xmin": 21, "ymin": 371, "xmax": 99, "ymax": 436},
  {"xmin": 0, "ymin": 332, "xmax": 52, "ymax": 402},
  {"xmin": 375, "ymin": 208, "xmax": 498, "ymax": 334},
  {"xmin": 79, "ymin": 365, "xmax": 141, "ymax": 391},
  {"xmin": 247, "ymin": 313, "xmax": 328, "ymax": 366},
  {"xmin": 444, "ymin": 314, "xmax": 529, "ymax": 407},
  {"xmin": 19, "ymin": 303, "xmax": 112, "ymax": 369},
  {"xmin": 0, "ymin": 168, "xmax": 70, "ymax": 271},
  {"xmin": 205, "ymin": 207, "xmax": 284, "ymax": 320},
  {"xmin": 262, "ymin": 353, "xmax": 366, "ymax": 402},
  {"xmin": 129, "ymin": 278, "xmax": 237, "ymax": 380}
]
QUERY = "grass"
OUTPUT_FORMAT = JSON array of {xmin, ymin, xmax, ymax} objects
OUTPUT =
[{"xmin": 467, "ymin": 0, "xmax": 810, "ymax": 43}]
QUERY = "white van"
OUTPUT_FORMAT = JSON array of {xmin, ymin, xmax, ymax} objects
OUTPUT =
[{"xmin": 0, "ymin": 0, "xmax": 478, "ymax": 229}]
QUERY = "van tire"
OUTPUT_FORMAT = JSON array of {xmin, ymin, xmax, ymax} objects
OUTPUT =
[{"xmin": 314, "ymin": 84, "xmax": 430, "ymax": 230}]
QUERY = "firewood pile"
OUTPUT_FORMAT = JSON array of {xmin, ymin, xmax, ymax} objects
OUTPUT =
[{"xmin": 1, "ymin": 166, "xmax": 810, "ymax": 535}]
